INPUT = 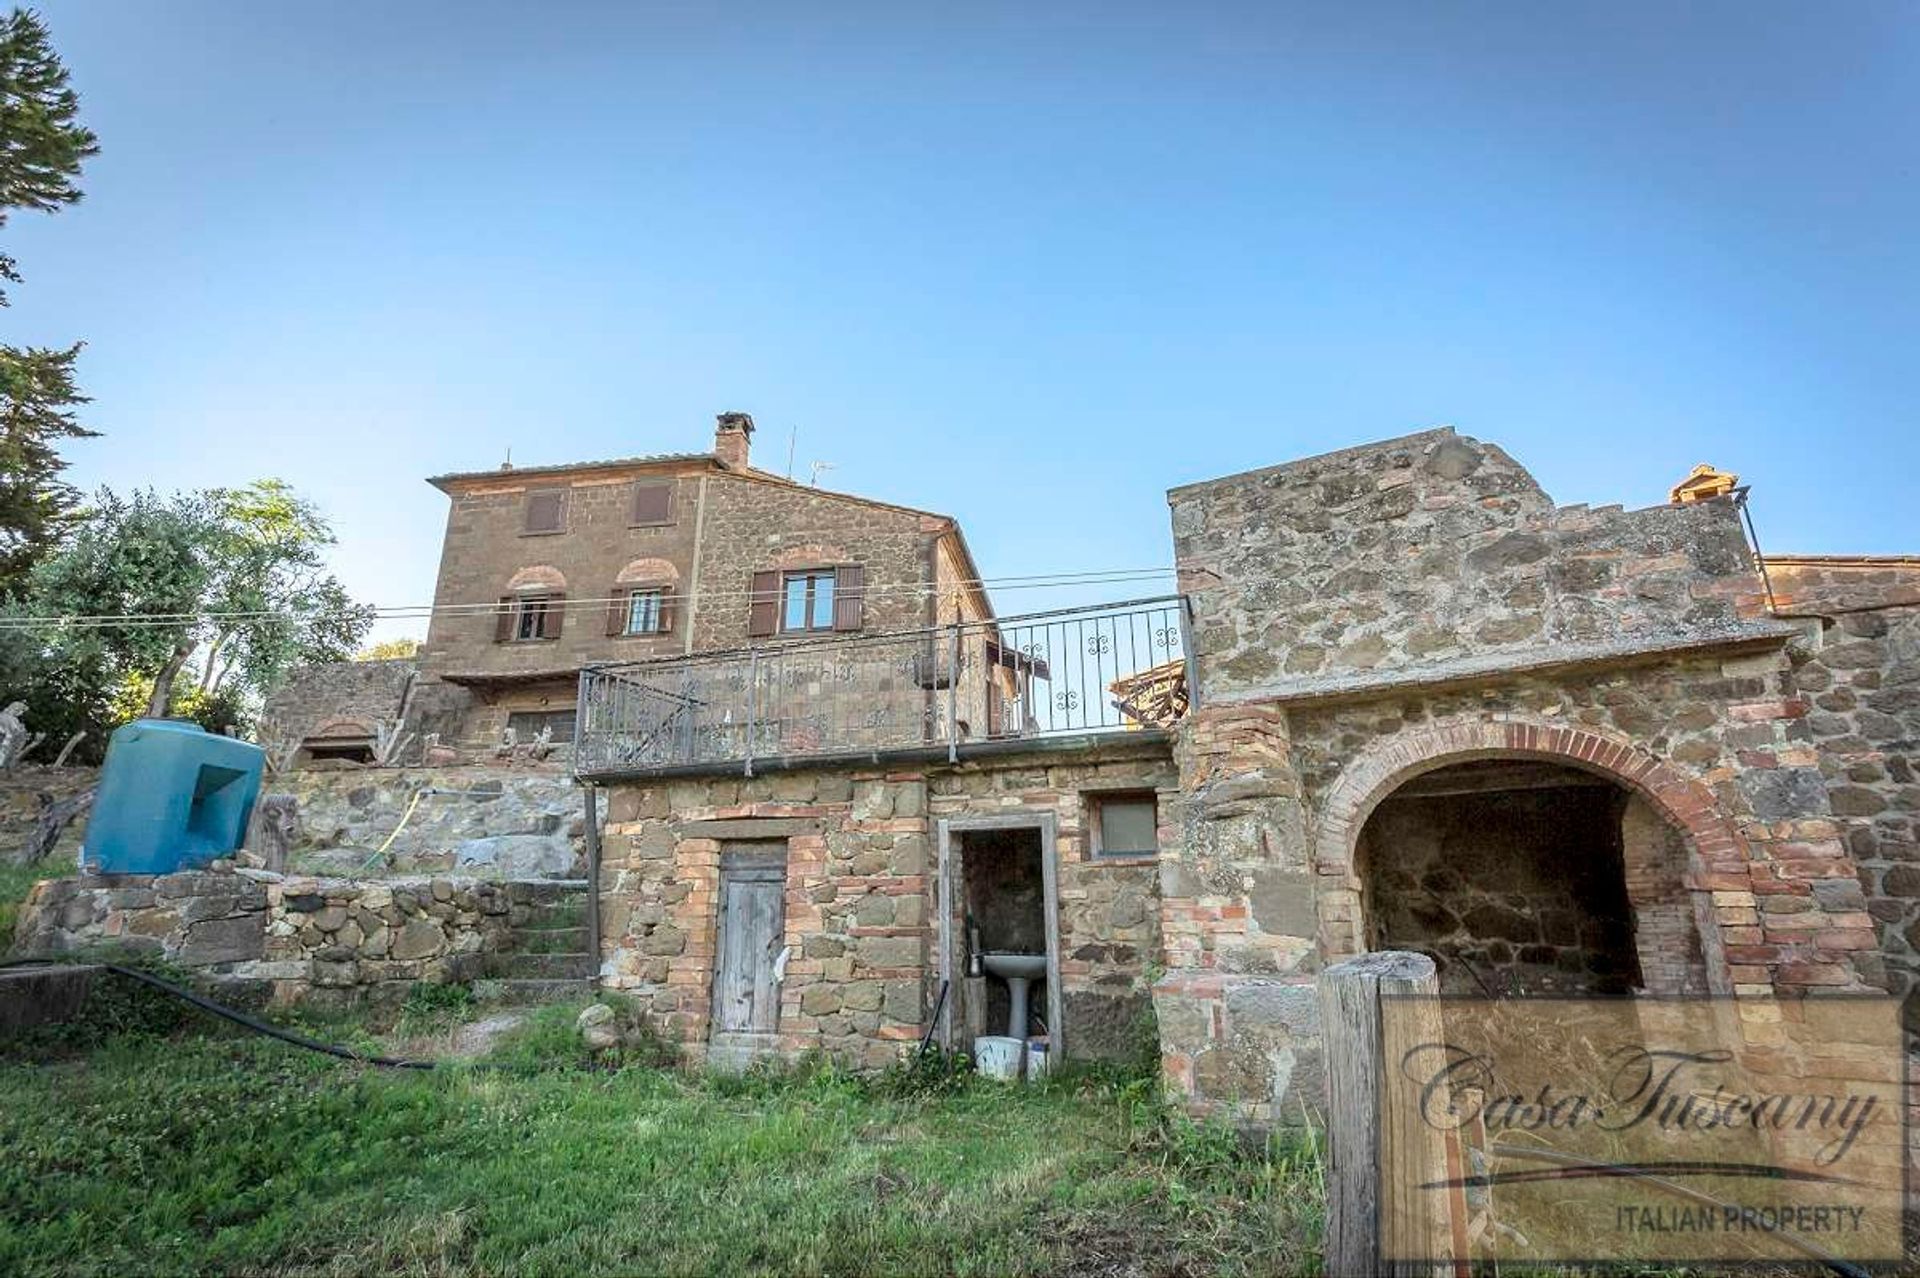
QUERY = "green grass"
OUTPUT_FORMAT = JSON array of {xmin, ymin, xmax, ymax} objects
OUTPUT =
[
  {"xmin": 0, "ymin": 861, "xmax": 55, "ymax": 946},
  {"xmin": 0, "ymin": 992, "xmax": 1324, "ymax": 1277}
]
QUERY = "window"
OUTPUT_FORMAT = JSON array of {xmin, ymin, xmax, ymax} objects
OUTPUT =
[
  {"xmin": 496, "ymin": 592, "xmax": 564, "ymax": 642},
  {"xmin": 516, "ymin": 596, "xmax": 554, "ymax": 640},
  {"xmin": 1090, "ymin": 792, "xmax": 1159, "ymax": 858},
  {"xmin": 605, "ymin": 586, "xmax": 674, "ymax": 636},
  {"xmin": 524, "ymin": 488, "xmax": 566, "ymax": 534},
  {"xmin": 630, "ymin": 482, "xmax": 674, "ymax": 526},
  {"xmin": 506, "ymin": 709, "xmax": 577, "ymax": 743},
  {"xmin": 748, "ymin": 564, "xmax": 863, "ymax": 637},
  {"xmin": 299, "ymin": 739, "xmax": 375, "ymax": 765},
  {"xmin": 626, "ymin": 588, "xmax": 665, "ymax": 634},
  {"xmin": 782, "ymin": 569, "xmax": 837, "ymax": 633}
]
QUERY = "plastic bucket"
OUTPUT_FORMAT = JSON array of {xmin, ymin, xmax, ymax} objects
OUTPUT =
[
  {"xmin": 1024, "ymin": 1037, "xmax": 1052, "ymax": 1083},
  {"xmin": 973, "ymin": 1035, "xmax": 1024, "ymax": 1080}
]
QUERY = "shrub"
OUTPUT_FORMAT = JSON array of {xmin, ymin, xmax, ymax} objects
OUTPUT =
[{"xmin": 873, "ymin": 1046, "xmax": 975, "ymax": 1099}]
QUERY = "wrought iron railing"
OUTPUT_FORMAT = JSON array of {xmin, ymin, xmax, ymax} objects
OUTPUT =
[{"xmin": 573, "ymin": 595, "xmax": 1189, "ymax": 778}]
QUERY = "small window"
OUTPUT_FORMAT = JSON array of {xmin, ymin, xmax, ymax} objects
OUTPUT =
[
  {"xmin": 495, "ymin": 590, "xmax": 566, "ymax": 643},
  {"xmin": 515, "ymin": 595, "xmax": 556, "ymax": 640},
  {"xmin": 626, "ymin": 588, "xmax": 666, "ymax": 635},
  {"xmin": 524, "ymin": 488, "xmax": 566, "ymax": 534},
  {"xmin": 506, "ymin": 709, "xmax": 577, "ymax": 743},
  {"xmin": 630, "ymin": 482, "xmax": 674, "ymax": 526},
  {"xmin": 1091, "ymin": 792, "xmax": 1159, "ymax": 858},
  {"xmin": 781, "ymin": 569, "xmax": 837, "ymax": 633}
]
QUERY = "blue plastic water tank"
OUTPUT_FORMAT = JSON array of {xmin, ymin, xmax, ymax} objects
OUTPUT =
[{"xmin": 82, "ymin": 719, "xmax": 265, "ymax": 875}]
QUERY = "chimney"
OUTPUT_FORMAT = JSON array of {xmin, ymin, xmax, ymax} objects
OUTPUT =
[
  {"xmin": 714, "ymin": 411, "xmax": 754, "ymax": 469},
  {"xmin": 1668, "ymin": 463, "xmax": 1739, "ymax": 505}
]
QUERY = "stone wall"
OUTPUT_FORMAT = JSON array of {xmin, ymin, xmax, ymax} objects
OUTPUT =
[
  {"xmin": 0, "ymin": 766, "xmax": 95, "ymax": 868},
  {"xmin": 928, "ymin": 746, "xmax": 1177, "ymax": 1061},
  {"xmin": 598, "ymin": 740, "xmax": 1175, "ymax": 1069},
  {"xmin": 419, "ymin": 463, "xmax": 705, "ymax": 684},
  {"xmin": 600, "ymin": 765, "xmax": 929, "ymax": 1070},
  {"xmin": 257, "ymin": 659, "xmax": 417, "ymax": 755},
  {"xmin": 273, "ymin": 764, "xmax": 586, "ymax": 879},
  {"xmin": 1169, "ymin": 427, "xmax": 1772, "ymax": 704},
  {"xmin": 1151, "ymin": 431, "xmax": 1896, "ymax": 1124},
  {"xmin": 10, "ymin": 866, "xmax": 581, "ymax": 1009},
  {"xmin": 1359, "ymin": 778, "xmax": 1640, "ymax": 995},
  {"xmin": 415, "ymin": 441, "xmax": 967, "ymax": 750},
  {"xmin": 684, "ymin": 471, "xmax": 946, "ymax": 649},
  {"xmin": 7, "ymin": 764, "xmax": 587, "ymax": 883},
  {"xmin": 1769, "ymin": 557, "xmax": 1920, "ymax": 1024}
]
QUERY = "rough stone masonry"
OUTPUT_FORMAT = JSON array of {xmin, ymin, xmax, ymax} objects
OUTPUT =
[{"xmin": 1153, "ymin": 428, "xmax": 1905, "ymax": 1123}]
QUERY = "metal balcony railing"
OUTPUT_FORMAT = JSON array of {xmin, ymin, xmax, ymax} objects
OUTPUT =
[{"xmin": 572, "ymin": 595, "xmax": 1190, "ymax": 778}]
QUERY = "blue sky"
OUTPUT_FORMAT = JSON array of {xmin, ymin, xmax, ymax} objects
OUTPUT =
[{"xmin": 8, "ymin": 1, "xmax": 1917, "ymax": 640}]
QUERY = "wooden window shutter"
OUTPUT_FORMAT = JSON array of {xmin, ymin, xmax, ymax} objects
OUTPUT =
[
  {"xmin": 546, "ymin": 592, "xmax": 566, "ymax": 638},
  {"xmin": 658, "ymin": 590, "xmax": 678, "ymax": 635},
  {"xmin": 494, "ymin": 596, "xmax": 516, "ymax": 643},
  {"xmin": 525, "ymin": 489, "xmax": 565, "ymax": 533},
  {"xmin": 832, "ymin": 564, "xmax": 865, "ymax": 632},
  {"xmin": 631, "ymin": 483, "xmax": 673, "ymax": 526},
  {"xmin": 747, "ymin": 571, "xmax": 779, "ymax": 638},
  {"xmin": 605, "ymin": 587, "xmax": 630, "ymax": 636}
]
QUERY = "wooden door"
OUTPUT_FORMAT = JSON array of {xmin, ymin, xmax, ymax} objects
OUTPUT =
[{"xmin": 712, "ymin": 845, "xmax": 787, "ymax": 1038}]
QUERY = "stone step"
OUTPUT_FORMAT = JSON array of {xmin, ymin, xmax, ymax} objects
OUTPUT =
[
  {"xmin": 485, "ymin": 952, "xmax": 595, "ymax": 980},
  {"xmin": 503, "ymin": 880, "xmax": 589, "ymax": 905},
  {"xmin": 471, "ymin": 977, "xmax": 594, "ymax": 1006},
  {"xmin": 515, "ymin": 925, "xmax": 590, "ymax": 954},
  {"xmin": 509, "ymin": 900, "xmax": 589, "ymax": 930}
]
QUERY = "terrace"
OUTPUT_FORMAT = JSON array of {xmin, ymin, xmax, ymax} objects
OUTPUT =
[{"xmin": 572, "ymin": 596, "xmax": 1190, "ymax": 779}]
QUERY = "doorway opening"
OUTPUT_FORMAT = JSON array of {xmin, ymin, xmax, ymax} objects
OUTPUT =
[
  {"xmin": 937, "ymin": 816, "xmax": 1063, "ymax": 1061},
  {"xmin": 1356, "ymin": 758, "xmax": 1706, "ymax": 997},
  {"xmin": 709, "ymin": 842, "xmax": 789, "ymax": 1064}
]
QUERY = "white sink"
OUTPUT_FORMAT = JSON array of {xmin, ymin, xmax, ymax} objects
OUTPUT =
[
  {"xmin": 979, "ymin": 952, "xmax": 1047, "ymax": 1038},
  {"xmin": 980, "ymin": 952, "xmax": 1047, "ymax": 980}
]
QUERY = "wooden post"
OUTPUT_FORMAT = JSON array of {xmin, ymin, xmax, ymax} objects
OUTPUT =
[
  {"xmin": 583, "ymin": 784, "xmax": 603, "ymax": 992},
  {"xmin": 1318, "ymin": 950, "xmax": 1454, "ymax": 1278}
]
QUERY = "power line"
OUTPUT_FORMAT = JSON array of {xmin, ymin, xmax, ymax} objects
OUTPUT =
[{"xmin": 0, "ymin": 566, "xmax": 1179, "ymax": 631}]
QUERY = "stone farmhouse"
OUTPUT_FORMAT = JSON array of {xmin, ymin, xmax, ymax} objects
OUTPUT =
[
  {"xmin": 250, "ymin": 421, "xmax": 1916, "ymax": 1119},
  {"xmin": 264, "ymin": 412, "xmax": 994, "ymax": 762}
]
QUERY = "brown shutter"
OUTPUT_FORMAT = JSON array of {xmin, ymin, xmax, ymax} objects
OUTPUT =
[
  {"xmin": 658, "ymin": 590, "xmax": 678, "ymax": 635},
  {"xmin": 546, "ymin": 591, "xmax": 566, "ymax": 638},
  {"xmin": 832, "ymin": 564, "xmax": 865, "ymax": 632},
  {"xmin": 525, "ymin": 489, "xmax": 565, "ymax": 533},
  {"xmin": 748, "ymin": 571, "xmax": 779, "ymax": 638},
  {"xmin": 494, "ymin": 596, "xmax": 516, "ymax": 643},
  {"xmin": 631, "ymin": 482, "xmax": 673, "ymax": 526},
  {"xmin": 605, "ymin": 587, "xmax": 629, "ymax": 636}
]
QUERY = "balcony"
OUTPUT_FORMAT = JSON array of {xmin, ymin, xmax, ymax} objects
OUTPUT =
[{"xmin": 573, "ymin": 596, "xmax": 1190, "ymax": 779}]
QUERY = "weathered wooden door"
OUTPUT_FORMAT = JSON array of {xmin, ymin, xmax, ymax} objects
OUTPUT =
[{"xmin": 711, "ymin": 845, "xmax": 787, "ymax": 1038}]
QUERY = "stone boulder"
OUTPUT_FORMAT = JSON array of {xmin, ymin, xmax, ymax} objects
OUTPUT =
[
  {"xmin": 452, "ymin": 835, "xmax": 578, "ymax": 879},
  {"xmin": 577, "ymin": 1002, "xmax": 620, "ymax": 1051}
]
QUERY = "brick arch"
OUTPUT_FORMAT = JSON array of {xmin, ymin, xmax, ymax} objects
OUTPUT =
[
  {"xmin": 616, "ymin": 557, "xmax": 680, "ymax": 585},
  {"xmin": 1312, "ymin": 715, "xmax": 1740, "ymax": 994},
  {"xmin": 505, "ymin": 564, "xmax": 567, "ymax": 592},
  {"xmin": 773, "ymin": 543, "xmax": 849, "ymax": 569},
  {"xmin": 305, "ymin": 716, "xmax": 375, "ymax": 742}
]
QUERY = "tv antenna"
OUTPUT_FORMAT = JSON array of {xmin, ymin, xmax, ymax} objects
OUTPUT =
[
  {"xmin": 785, "ymin": 425, "xmax": 798, "ymax": 480},
  {"xmin": 808, "ymin": 460, "xmax": 837, "ymax": 488}
]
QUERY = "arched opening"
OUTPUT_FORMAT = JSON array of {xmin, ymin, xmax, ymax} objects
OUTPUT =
[{"xmin": 1354, "ymin": 757, "xmax": 1709, "ymax": 997}]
